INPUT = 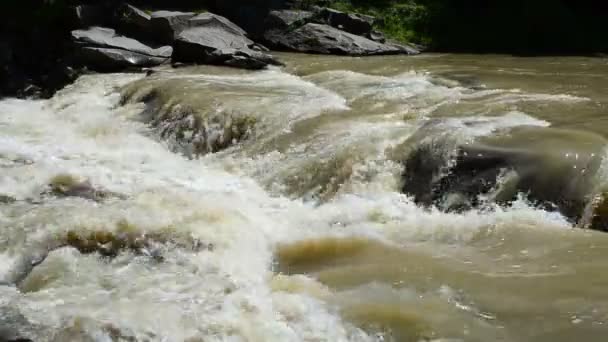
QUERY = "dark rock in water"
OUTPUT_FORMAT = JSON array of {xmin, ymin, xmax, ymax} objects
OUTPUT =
[
  {"xmin": 72, "ymin": 27, "xmax": 172, "ymax": 70},
  {"xmin": 149, "ymin": 10, "xmax": 196, "ymax": 44},
  {"xmin": 401, "ymin": 126, "xmax": 605, "ymax": 228},
  {"xmin": 265, "ymin": 10, "xmax": 314, "ymax": 30},
  {"xmin": 314, "ymin": 7, "xmax": 375, "ymax": 37},
  {"xmin": 265, "ymin": 23, "xmax": 413, "ymax": 55},
  {"xmin": 173, "ymin": 25, "xmax": 282, "ymax": 69},
  {"xmin": 0, "ymin": 194, "xmax": 16, "ymax": 204},
  {"xmin": 120, "ymin": 81, "xmax": 259, "ymax": 156},
  {"xmin": 45, "ymin": 174, "xmax": 123, "ymax": 202}
]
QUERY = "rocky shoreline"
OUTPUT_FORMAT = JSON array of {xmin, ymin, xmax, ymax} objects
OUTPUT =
[{"xmin": 0, "ymin": 1, "xmax": 419, "ymax": 100}]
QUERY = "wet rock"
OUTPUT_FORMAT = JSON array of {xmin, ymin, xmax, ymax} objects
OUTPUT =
[
  {"xmin": 72, "ymin": 27, "xmax": 172, "ymax": 70},
  {"xmin": 314, "ymin": 7, "xmax": 375, "ymax": 37},
  {"xmin": 153, "ymin": 103, "xmax": 258, "ymax": 155},
  {"xmin": 45, "ymin": 174, "xmax": 122, "ymax": 202},
  {"xmin": 580, "ymin": 193, "xmax": 608, "ymax": 232},
  {"xmin": 0, "ymin": 194, "xmax": 16, "ymax": 204},
  {"xmin": 149, "ymin": 10, "xmax": 196, "ymax": 44},
  {"xmin": 265, "ymin": 23, "xmax": 413, "ymax": 55},
  {"xmin": 173, "ymin": 25, "xmax": 282, "ymax": 69},
  {"xmin": 120, "ymin": 83, "xmax": 259, "ymax": 156},
  {"xmin": 401, "ymin": 126, "xmax": 605, "ymax": 227}
]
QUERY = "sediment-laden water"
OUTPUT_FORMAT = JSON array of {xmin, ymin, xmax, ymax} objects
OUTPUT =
[{"xmin": 2, "ymin": 53, "xmax": 608, "ymax": 342}]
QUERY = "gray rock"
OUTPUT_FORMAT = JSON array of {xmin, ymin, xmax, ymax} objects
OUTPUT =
[
  {"xmin": 265, "ymin": 10, "xmax": 314, "ymax": 30},
  {"xmin": 265, "ymin": 23, "xmax": 409, "ymax": 55},
  {"xmin": 368, "ymin": 30, "xmax": 386, "ymax": 43},
  {"xmin": 173, "ymin": 26, "xmax": 281, "ymax": 69},
  {"xmin": 72, "ymin": 27, "xmax": 172, "ymax": 70},
  {"xmin": 189, "ymin": 12, "xmax": 248, "ymax": 37},
  {"xmin": 386, "ymin": 41, "xmax": 421, "ymax": 55},
  {"xmin": 114, "ymin": 3, "xmax": 151, "ymax": 40},
  {"xmin": 314, "ymin": 7, "xmax": 375, "ymax": 36},
  {"xmin": 149, "ymin": 10, "xmax": 195, "ymax": 44}
]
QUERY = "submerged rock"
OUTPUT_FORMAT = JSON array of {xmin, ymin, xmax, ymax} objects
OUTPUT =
[
  {"xmin": 120, "ymin": 83, "xmax": 259, "ymax": 156},
  {"xmin": 400, "ymin": 125, "xmax": 606, "ymax": 228},
  {"xmin": 72, "ymin": 27, "xmax": 172, "ymax": 70},
  {"xmin": 45, "ymin": 174, "xmax": 123, "ymax": 202}
]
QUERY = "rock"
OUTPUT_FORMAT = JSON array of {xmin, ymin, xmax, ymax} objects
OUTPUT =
[
  {"xmin": 189, "ymin": 12, "xmax": 248, "ymax": 37},
  {"xmin": 113, "ymin": 3, "xmax": 152, "ymax": 41},
  {"xmin": 173, "ymin": 25, "xmax": 281, "ymax": 69},
  {"xmin": 401, "ymin": 125, "xmax": 605, "ymax": 227},
  {"xmin": 120, "ymin": 81, "xmax": 259, "ymax": 156},
  {"xmin": 0, "ymin": 194, "xmax": 16, "ymax": 204},
  {"xmin": 265, "ymin": 10, "xmax": 314, "ymax": 30},
  {"xmin": 72, "ymin": 27, "xmax": 172, "ymax": 70},
  {"xmin": 580, "ymin": 192, "xmax": 608, "ymax": 232},
  {"xmin": 212, "ymin": 0, "xmax": 283, "ymax": 38},
  {"xmin": 149, "ymin": 10, "xmax": 195, "ymax": 44},
  {"xmin": 386, "ymin": 41, "xmax": 421, "ymax": 55},
  {"xmin": 314, "ymin": 7, "xmax": 375, "ymax": 36},
  {"xmin": 73, "ymin": 4, "xmax": 107, "ymax": 27},
  {"xmin": 45, "ymin": 173, "xmax": 123, "ymax": 202},
  {"xmin": 265, "ymin": 23, "xmax": 408, "ymax": 55},
  {"xmin": 368, "ymin": 30, "xmax": 386, "ymax": 43}
]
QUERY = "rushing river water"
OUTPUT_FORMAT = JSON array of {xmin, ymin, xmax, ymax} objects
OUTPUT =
[{"xmin": 2, "ymin": 53, "xmax": 608, "ymax": 342}]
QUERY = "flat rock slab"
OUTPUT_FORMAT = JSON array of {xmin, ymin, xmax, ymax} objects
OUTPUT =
[
  {"xmin": 189, "ymin": 12, "xmax": 248, "ymax": 37},
  {"xmin": 266, "ymin": 23, "xmax": 415, "ymax": 56},
  {"xmin": 72, "ymin": 27, "xmax": 172, "ymax": 57},
  {"xmin": 173, "ymin": 26, "xmax": 281, "ymax": 69},
  {"xmin": 72, "ymin": 27, "xmax": 172, "ymax": 70}
]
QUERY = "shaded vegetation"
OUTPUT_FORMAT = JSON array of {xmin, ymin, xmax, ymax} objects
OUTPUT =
[{"xmin": 301, "ymin": 0, "xmax": 608, "ymax": 53}]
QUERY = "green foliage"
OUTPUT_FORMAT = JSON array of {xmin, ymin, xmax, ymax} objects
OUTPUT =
[{"xmin": 303, "ymin": 0, "xmax": 608, "ymax": 53}]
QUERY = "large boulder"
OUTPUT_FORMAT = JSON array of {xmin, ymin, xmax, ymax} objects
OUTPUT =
[
  {"xmin": 189, "ymin": 12, "xmax": 248, "ymax": 36},
  {"xmin": 113, "ymin": 3, "xmax": 152, "ymax": 41},
  {"xmin": 314, "ymin": 7, "xmax": 375, "ymax": 37},
  {"xmin": 149, "ymin": 10, "xmax": 195, "ymax": 44},
  {"xmin": 212, "ymin": 0, "xmax": 288, "ymax": 38},
  {"xmin": 265, "ymin": 23, "xmax": 416, "ymax": 55},
  {"xmin": 173, "ymin": 26, "xmax": 281, "ymax": 69},
  {"xmin": 72, "ymin": 27, "xmax": 172, "ymax": 70},
  {"xmin": 265, "ymin": 10, "xmax": 314, "ymax": 30}
]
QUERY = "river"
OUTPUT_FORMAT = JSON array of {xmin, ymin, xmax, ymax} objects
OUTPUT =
[{"xmin": 1, "ymin": 53, "xmax": 608, "ymax": 341}]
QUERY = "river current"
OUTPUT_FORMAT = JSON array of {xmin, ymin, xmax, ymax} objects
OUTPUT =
[{"xmin": 2, "ymin": 53, "xmax": 608, "ymax": 341}]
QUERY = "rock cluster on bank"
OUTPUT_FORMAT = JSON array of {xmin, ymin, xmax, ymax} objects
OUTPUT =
[
  {"xmin": 1, "ymin": 1, "xmax": 421, "ymax": 99},
  {"xmin": 263, "ymin": 7, "xmax": 419, "ymax": 55}
]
